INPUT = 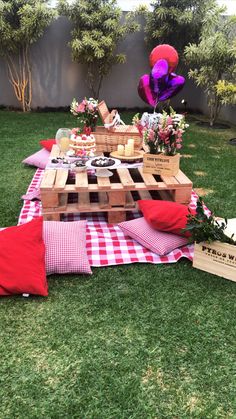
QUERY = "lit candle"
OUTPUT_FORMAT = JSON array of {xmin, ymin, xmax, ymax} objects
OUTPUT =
[
  {"xmin": 125, "ymin": 144, "xmax": 132, "ymax": 157},
  {"xmin": 127, "ymin": 138, "xmax": 134, "ymax": 155},
  {"xmin": 117, "ymin": 144, "xmax": 124, "ymax": 156}
]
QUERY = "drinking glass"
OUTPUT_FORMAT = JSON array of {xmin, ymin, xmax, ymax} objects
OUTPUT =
[{"xmin": 55, "ymin": 128, "xmax": 71, "ymax": 156}]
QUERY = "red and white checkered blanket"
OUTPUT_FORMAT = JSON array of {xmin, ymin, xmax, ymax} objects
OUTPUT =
[{"xmin": 18, "ymin": 169, "xmax": 209, "ymax": 267}]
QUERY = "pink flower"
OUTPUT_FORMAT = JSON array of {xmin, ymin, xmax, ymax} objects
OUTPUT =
[
  {"xmin": 167, "ymin": 116, "xmax": 173, "ymax": 125},
  {"xmin": 88, "ymin": 103, "xmax": 95, "ymax": 112},
  {"xmin": 148, "ymin": 129, "xmax": 155, "ymax": 141},
  {"xmin": 71, "ymin": 127, "xmax": 79, "ymax": 135},
  {"xmin": 77, "ymin": 102, "xmax": 86, "ymax": 113}
]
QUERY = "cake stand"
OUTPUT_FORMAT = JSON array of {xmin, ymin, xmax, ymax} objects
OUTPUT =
[{"xmin": 85, "ymin": 157, "xmax": 121, "ymax": 177}]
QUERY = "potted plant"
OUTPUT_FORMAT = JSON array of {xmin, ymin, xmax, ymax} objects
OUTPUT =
[
  {"xmin": 133, "ymin": 107, "xmax": 189, "ymax": 176},
  {"xmin": 185, "ymin": 197, "xmax": 236, "ymax": 282}
]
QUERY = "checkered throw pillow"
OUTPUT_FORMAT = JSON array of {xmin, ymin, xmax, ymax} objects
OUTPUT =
[
  {"xmin": 118, "ymin": 217, "xmax": 189, "ymax": 256},
  {"xmin": 43, "ymin": 220, "xmax": 92, "ymax": 275}
]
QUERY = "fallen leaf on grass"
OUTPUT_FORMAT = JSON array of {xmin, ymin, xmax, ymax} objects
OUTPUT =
[
  {"xmin": 194, "ymin": 188, "xmax": 214, "ymax": 196},
  {"xmin": 194, "ymin": 171, "xmax": 207, "ymax": 177}
]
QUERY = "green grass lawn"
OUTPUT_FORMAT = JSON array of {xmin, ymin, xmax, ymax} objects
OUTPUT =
[{"xmin": 0, "ymin": 110, "xmax": 236, "ymax": 419}]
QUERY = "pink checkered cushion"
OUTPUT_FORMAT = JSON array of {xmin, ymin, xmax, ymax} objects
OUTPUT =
[
  {"xmin": 22, "ymin": 148, "xmax": 50, "ymax": 169},
  {"xmin": 118, "ymin": 217, "xmax": 189, "ymax": 255},
  {"xmin": 43, "ymin": 220, "xmax": 92, "ymax": 275}
]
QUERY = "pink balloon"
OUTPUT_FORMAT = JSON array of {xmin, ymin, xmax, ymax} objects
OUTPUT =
[{"xmin": 138, "ymin": 74, "xmax": 157, "ymax": 107}]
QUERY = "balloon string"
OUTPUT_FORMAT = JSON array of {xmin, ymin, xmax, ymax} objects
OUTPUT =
[{"xmin": 153, "ymin": 97, "xmax": 158, "ymax": 113}]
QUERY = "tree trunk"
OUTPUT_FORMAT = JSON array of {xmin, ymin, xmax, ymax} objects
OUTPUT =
[
  {"xmin": 6, "ymin": 46, "xmax": 32, "ymax": 112},
  {"xmin": 95, "ymin": 75, "xmax": 103, "ymax": 100}
]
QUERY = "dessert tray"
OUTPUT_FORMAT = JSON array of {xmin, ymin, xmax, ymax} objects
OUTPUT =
[{"xmin": 85, "ymin": 157, "xmax": 121, "ymax": 177}]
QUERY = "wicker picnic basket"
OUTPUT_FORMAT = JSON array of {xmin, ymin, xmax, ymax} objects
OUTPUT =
[{"xmin": 92, "ymin": 101, "xmax": 142, "ymax": 153}]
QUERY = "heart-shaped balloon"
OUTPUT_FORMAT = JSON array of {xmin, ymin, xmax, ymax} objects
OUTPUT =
[
  {"xmin": 138, "ymin": 71, "xmax": 185, "ymax": 105},
  {"xmin": 138, "ymin": 74, "xmax": 157, "ymax": 107},
  {"xmin": 158, "ymin": 73, "xmax": 185, "ymax": 102},
  {"xmin": 150, "ymin": 59, "xmax": 169, "ymax": 95}
]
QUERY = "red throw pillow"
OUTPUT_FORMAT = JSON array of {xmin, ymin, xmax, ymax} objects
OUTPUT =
[
  {"xmin": 40, "ymin": 139, "xmax": 56, "ymax": 151},
  {"xmin": 138, "ymin": 200, "xmax": 195, "ymax": 237},
  {"xmin": 0, "ymin": 217, "xmax": 48, "ymax": 296}
]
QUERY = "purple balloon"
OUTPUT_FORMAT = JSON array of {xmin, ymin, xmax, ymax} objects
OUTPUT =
[
  {"xmin": 138, "ymin": 74, "xmax": 157, "ymax": 107},
  {"xmin": 158, "ymin": 74, "xmax": 185, "ymax": 101},
  {"xmin": 138, "ymin": 59, "xmax": 185, "ymax": 106},
  {"xmin": 150, "ymin": 59, "xmax": 169, "ymax": 95}
]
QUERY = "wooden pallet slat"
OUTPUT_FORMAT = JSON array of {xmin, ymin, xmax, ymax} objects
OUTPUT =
[
  {"xmin": 41, "ymin": 191, "xmax": 59, "ymax": 208},
  {"xmin": 125, "ymin": 191, "xmax": 136, "ymax": 208},
  {"xmin": 108, "ymin": 211, "xmax": 126, "ymax": 224},
  {"xmin": 157, "ymin": 190, "xmax": 174, "ymax": 202},
  {"xmin": 138, "ymin": 190, "xmax": 153, "ymax": 200},
  {"xmin": 109, "ymin": 191, "xmax": 126, "ymax": 206},
  {"xmin": 78, "ymin": 192, "xmax": 90, "ymax": 210},
  {"xmin": 75, "ymin": 171, "xmax": 89, "ymax": 190},
  {"xmin": 98, "ymin": 192, "xmax": 110, "ymax": 209},
  {"xmin": 117, "ymin": 168, "xmax": 135, "ymax": 188},
  {"xmin": 175, "ymin": 170, "xmax": 193, "ymax": 186},
  {"xmin": 161, "ymin": 174, "xmax": 179, "ymax": 187},
  {"xmin": 40, "ymin": 169, "xmax": 57, "ymax": 190},
  {"xmin": 54, "ymin": 169, "xmax": 69, "ymax": 190},
  {"xmin": 96, "ymin": 174, "xmax": 111, "ymax": 190},
  {"xmin": 138, "ymin": 167, "xmax": 158, "ymax": 187},
  {"xmin": 58, "ymin": 193, "xmax": 68, "ymax": 211},
  {"xmin": 173, "ymin": 187, "xmax": 192, "ymax": 204}
]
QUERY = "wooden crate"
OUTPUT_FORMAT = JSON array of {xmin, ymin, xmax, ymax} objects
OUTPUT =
[
  {"xmin": 143, "ymin": 153, "xmax": 180, "ymax": 176},
  {"xmin": 40, "ymin": 146, "xmax": 192, "ymax": 223},
  {"xmin": 193, "ymin": 241, "xmax": 236, "ymax": 282},
  {"xmin": 92, "ymin": 101, "xmax": 142, "ymax": 152}
]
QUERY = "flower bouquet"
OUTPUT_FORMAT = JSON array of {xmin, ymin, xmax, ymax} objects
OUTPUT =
[
  {"xmin": 134, "ymin": 107, "xmax": 189, "ymax": 156},
  {"xmin": 70, "ymin": 97, "xmax": 98, "ymax": 134},
  {"xmin": 134, "ymin": 107, "xmax": 189, "ymax": 175}
]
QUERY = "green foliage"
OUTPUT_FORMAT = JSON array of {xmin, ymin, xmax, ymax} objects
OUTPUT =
[
  {"xmin": 185, "ymin": 8, "xmax": 236, "ymax": 126},
  {"xmin": 185, "ymin": 197, "xmax": 236, "ymax": 245},
  {"xmin": 0, "ymin": 0, "xmax": 55, "ymax": 111},
  {"xmin": 141, "ymin": 0, "xmax": 217, "ymax": 56},
  {"xmin": 0, "ymin": 0, "xmax": 55, "ymax": 54},
  {"xmin": 216, "ymin": 80, "xmax": 236, "ymax": 106},
  {"xmin": 58, "ymin": 0, "xmax": 139, "ymax": 98}
]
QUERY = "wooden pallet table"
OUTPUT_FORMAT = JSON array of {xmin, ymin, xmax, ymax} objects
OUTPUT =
[{"xmin": 40, "ymin": 145, "xmax": 193, "ymax": 223}]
